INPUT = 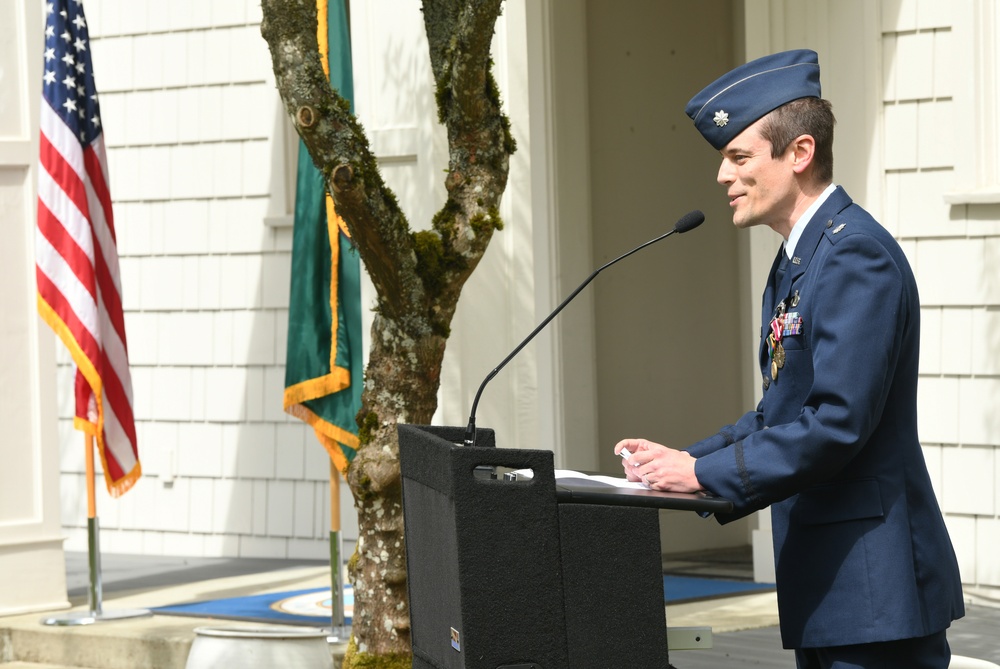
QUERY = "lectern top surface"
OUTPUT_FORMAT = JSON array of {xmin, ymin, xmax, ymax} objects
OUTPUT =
[{"xmin": 554, "ymin": 478, "xmax": 733, "ymax": 513}]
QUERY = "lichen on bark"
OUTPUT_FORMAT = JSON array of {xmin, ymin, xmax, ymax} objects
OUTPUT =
[{"xmin": 260, "ymin": 1, "xmax": 514, "ymax": 667}]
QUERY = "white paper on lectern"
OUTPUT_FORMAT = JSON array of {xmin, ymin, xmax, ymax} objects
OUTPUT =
[{"xmin": 511, "ymin": 469, "xmax": 650, "ymax": 490}]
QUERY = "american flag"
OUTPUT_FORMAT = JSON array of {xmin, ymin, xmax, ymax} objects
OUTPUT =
[{"xmin": 36, "ymin": 0, "xmax": 140, "ymax": 496}]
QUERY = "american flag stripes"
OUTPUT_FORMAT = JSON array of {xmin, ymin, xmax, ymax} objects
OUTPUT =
[{"xmin": 36, "ymin": 0, "xmax": 140, "ymax": 496}]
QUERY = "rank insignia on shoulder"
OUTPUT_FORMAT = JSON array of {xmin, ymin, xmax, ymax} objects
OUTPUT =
[{"xmin": 832, "ymin": 223, "xmax": 846, "ymax": 234}]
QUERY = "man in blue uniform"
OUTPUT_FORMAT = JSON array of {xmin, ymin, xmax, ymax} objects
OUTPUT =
[{"xmin": 616, "ymin": 50, "xmax": 965, "ymax": 668}]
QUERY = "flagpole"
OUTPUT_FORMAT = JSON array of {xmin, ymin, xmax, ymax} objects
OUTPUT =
[
  {"xmin": 84, "ymin": 433, "xmax": 103, "ymax": 617},
  {"xmin": 41, "ymin": 434, "xmax": 153, "ymax": 626},
  {"xmin": 329, "ymin": 461, "xmax": 349, "ymax": 639}
]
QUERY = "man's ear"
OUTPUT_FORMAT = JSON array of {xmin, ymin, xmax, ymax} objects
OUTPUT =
[{"xmin": 789, "ymin": 134, "xmax": 816, "ymax": 175}]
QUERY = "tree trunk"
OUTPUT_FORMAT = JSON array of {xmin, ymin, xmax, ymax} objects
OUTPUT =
[{"xmin": 261, "ymin": 1, "xmax": 513, "ymax": 665}]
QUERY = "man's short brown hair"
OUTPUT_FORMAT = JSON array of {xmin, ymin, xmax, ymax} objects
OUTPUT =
[{"xmin": 758, "ymin": 97, "xmax": 836, "ymax": 183}]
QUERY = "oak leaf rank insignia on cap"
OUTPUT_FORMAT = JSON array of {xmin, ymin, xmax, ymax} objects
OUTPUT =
[{"xmin": 685, "ymin": 49, "xmax": 822, "ymax": 150}]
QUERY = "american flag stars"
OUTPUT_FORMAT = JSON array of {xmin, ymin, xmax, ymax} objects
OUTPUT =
[{"xmin": 43, "ymin": 0, "xmax": 99, "ymax": 143}]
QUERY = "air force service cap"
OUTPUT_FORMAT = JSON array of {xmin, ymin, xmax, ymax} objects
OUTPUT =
[{"xmin": 685, "ymin": 49, "xmax": 822, "ymax": 150}]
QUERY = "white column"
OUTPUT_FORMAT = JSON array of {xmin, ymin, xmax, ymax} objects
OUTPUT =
[{"xmin": 0, "ymin": 0, "xmax": 69, "ymax": 615}]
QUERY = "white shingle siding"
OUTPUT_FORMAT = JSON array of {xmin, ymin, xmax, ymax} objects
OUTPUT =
[{"xmin": 881, "ymin": 0, "xmax": 1000, "ymax": 597}]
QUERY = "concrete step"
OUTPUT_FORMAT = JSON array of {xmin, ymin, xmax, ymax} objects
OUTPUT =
[
  {"xmin": 2, "ymin": 614, "xmax": 350, "ymax": 669},
  {"xmin": 2, "ymin": 613, "xmax": 197, "ymax": 669},
  {"xmin": 1, "ymin": 564, "xmax": 345, "ymax": 669},
  {"xmin": 2, "ymin": 612, "xmax": 353, "ymax": 669}
]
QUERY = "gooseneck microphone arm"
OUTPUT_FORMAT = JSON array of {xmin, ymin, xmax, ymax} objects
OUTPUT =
[{"xmin": 463, "ymin": 210, "xmax": 705, "ymax": 447}]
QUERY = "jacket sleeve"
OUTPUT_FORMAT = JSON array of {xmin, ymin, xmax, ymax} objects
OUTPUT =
[
  {"xmin": 693, "ymin": 232, "xmax": 908, "ymax": 521},
  {"xmin": 685, "ymin": 407, "xmax": 765, "ymax": 458}
]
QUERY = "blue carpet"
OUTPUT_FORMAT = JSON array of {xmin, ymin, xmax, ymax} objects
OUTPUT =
[
  {"xmin": 152, "ymin": 578, "xmax": 773, "ymax": 626},
  {"xmin": 153, "ymin": 586, "xmax": 352, "ymax": 627},
  {"xmin": 662, "ymin": 575, "xmax": 774, "ymax": 604}
]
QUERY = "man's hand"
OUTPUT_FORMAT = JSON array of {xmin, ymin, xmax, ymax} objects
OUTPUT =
[{"xmin": 614, "ymin": 438, "xmax": 702, "ymax": 493}]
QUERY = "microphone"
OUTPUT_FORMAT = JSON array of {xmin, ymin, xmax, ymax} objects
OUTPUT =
[{"xmin": 463, "ymin": 209, "xmax": 705, "ymax": 447}]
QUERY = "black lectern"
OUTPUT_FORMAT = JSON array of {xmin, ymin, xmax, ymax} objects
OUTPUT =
[{"xmin": 398, "ymin": 424, "xmax": 733, "ymax": 669}]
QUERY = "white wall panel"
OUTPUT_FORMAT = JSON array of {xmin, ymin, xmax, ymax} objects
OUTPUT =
[
  {"xmin": 162, "ymin": 201, "xmax": 210, "ymax": 254},
  {"xmin": 937, "ymin": 308, "xmax": 973, "ymax": 375},
  {"xmin": 942, "ymin": 446, "xmax": 995, "ymax": 514},
  {"xmin": 887, "ymin": 170, "xmax": 955, "ymax": 238},
  {"xmin": 944, "ymin": 514, "xmax": 977, "ymax": 580},
  {"xmin": 108, "ymin": 146, "xmax": 141, "ymax": 199},
  {"xmin": 213, "ymin": 479, "xmax": 253, "ymax": 534},
  {"xmin": 260, "ymin": 254, "xmax": 292, "ymax": 308},
  {"xmin": 303, "ymin": 436, "xmax": 331, "ymax": 482},
  {"xmin": 932, "ymin": 30, "xmax": 953, "ymax": 98},
  {"xmin": 231, "ymin": 310, "xmax": 277, "ymax": 365},
  {"xmin": 917, "ymin": 0, "xmax": 952, "ymax": 29},
  {"xmin": 90, "ymin": 36, "xmax": 133, "ymax": 91},
  {"xmin": 958, "ymin": 378, "xmax": 1000, "ymax": 446},
  {"xmin": 205, "ymin": 367, "xmax": 251, "ymax": 421},
  {"xmin": 240, "ymin": 535, "xmax": 286, "ymax": 558},
  {"xmin": 235, "ymin": 424, "xmax": 276, "ymax": 479},
  {"xmin": 288, "ymin": 538, "xmax": 328, "ymax": 560},
  {"xmin": 880, "ymin": 0, "xmax": 1000, "ymax": 602},
  {"xmin": 293, "ymin": 482, "xmax": 315, "ymax": 538},
  {"xmin": 975, "ymin": 517, "xmax": 1000, "ymax": 585},
  {"xmin": 251, "ymin": 479, "xmax": 268, "ymax": 535},
  {"xmin": 914, "ymin": 238, "xmax": 985, "ymax": 306},
  {"xmin": 882, "ymin": 0, "xmax": 919, "ymax": 32},
  {"xmin": 893, "ymin": 32, "xmax": 935, "ymax": 100},
  {"xmin": 218, "ymin": 255, "xmax": 263, "ymax": 308},
  {"xmin": 124, "ymin": 312, "xmax": 159, "ymax": 365},
  {"xmin": 266, "ymin": 480, "xmax": 295, "ymax": 537},
  {"xmin": 917, "ymin": 100, "xmax": 953, "ymax": 169},
  {"xmin": 275, "ymin": 425, "xmax": 306, "ymax": 480},
  {"xmin": 212, "ymin": 142, "xmax": 245, "ymax": 197},
  {"xmin": 918, "ymin": 307, "xmax": 942, "ymax": 374},
  {"xmin": 178, "ymin": 423, "xmax": 224, "ymax": 478},
  {"xmin": 883, "ymin": 102, "xmax": 919, "ymax": 170},
  {"xmin": 264, "ymin": 366, "xmax": 290, "ymax": 422},
  {"xmin": 922, "ymin": 444, "xmax": 944, "ymax": 497},
  {"xmin": 917, "ymin": 377, "xmax": 960, "ymax": 444},
  {"xmin": 188, "ymin": 366, "xmax": 207, "ymax": 421},
  {"xmin": 971, "ymin": 308, "xmax": 1000, "ymax": 375}
]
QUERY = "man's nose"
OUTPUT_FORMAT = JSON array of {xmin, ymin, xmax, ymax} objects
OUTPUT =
[{"xmin": 717, "ymin": 159, "xmax": 734, "ymax": 186}]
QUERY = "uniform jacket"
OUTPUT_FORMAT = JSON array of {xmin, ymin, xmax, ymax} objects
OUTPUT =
[{"xmin": 688, "ymin": 187, "xmax": 965, "ymax": 649}]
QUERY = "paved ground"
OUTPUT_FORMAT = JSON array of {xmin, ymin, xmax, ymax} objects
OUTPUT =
[
  {"xmin": 61, "ymin": 550, "xmax": 1000, "ymax": 669},
  {"xmin": 64, "ymin": 551, "xmax": 332, "ymax": 600},
  {"xmin": 669, "ymin": 608, "xmax": 1000, "ymax": 668},
  {"xmin": 662, "ymin": 547, "xmax": 1000, "ymax": 667}
]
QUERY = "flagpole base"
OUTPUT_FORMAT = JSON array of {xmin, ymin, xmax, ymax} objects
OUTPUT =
[
  {"xmin": 326, "ymin": 624, "xmax": 352, "ymax": 644},
  {"xmin": 40, "ymin": 607, "xmax": 153, "ymax": 626}
]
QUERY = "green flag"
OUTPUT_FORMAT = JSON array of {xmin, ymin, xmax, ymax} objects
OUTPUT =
[{"xmin": 283, "ymin": 0, "xmax": 361, "ymax": 474}]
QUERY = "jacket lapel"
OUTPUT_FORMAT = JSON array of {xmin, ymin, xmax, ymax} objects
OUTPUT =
[
  {"xmin": 758, "ymin": 186, "xmax": 854, "ymax": 371},
  {"xmin": 785, "ymin": 186, "xmax": 854, "ymax": 284}
]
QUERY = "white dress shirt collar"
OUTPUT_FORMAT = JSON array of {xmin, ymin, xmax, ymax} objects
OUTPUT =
[{"xmin": 785, "ymin": 183, "xmax": 837, "ymax": 258}]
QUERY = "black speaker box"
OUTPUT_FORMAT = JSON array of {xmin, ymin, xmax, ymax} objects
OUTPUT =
[{"xmin": 399, "ymin": 424, "xmax": 670, "ymax": 669}]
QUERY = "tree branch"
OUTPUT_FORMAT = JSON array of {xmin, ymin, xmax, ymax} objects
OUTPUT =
[
  {"xmin": 260, "ymin": 0, "xmax": 423, "ymax": 321},
  {"xmin": 421, "ymin": 0, "xmax": 514, "ymax": 324}
]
